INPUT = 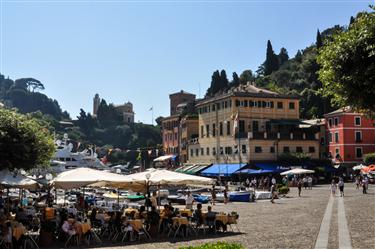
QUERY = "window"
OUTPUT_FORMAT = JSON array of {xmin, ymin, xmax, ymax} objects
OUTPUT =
[
  {"xmin": 320, "ymin": 137, "xmax": 325, "ymax": 145},
  {"xmin": 355, "ymin": 131, "xmax": 362, "ymax": 142},
  {"xmin": 335, "ymin": 132, "xmax": 339, "ymax": 143},
  {"xmin": 220, "ymin": 147, "xmax": 224, "ymax": 155},
  {"xmin": 206, "ymin": 124, "xmax": 210, "ymax": 137},
  {"xmin": 244, "ymin": 100, "xmax": 248, "ymax": 107},
  {"xmin": 226, "ymin": 121, "xmax": 231, "ymax": 135},
  {"xmin": 355, "ymin": 116, "xmax": 361, "ymax": 126},
  {"xmin": 283, "ymin": 147, "xmax": 290, "ymax": 153},
  {"xmin": 335, "ymin": 148, "xmax": 340, "ymax": 159},
  {"xmin": 270, "ymin": 101, "xmax": 274, "ymax": 108},
  {"xmin": 190, "ymin": 149, "xmax": 194, "ymax": 157},
  {"xmin": 195, "ymin": 149, "xmax": 199, "ymax": 157},
  {"xmin": 258, "ymin": 100, "xmax": 262, "ymax": 108},
  {"xmin": 212, "ymin": 147, "xmax": 216, "ymax": 156},
  {"xmin": 309, "ymin": 147, "xmax": 315, "ymax": 153},
  {"xmin": 225, "ymin": 147, "xmax": 232, "ymax": 155},
  {"xmin": 252, "ymin": 121, "xmax": 259, "ymax": 132},
  {"xmin": 277, "ymin": 102, "xmax": 283, "ymax": 109},
  {"xmin": 239, "ymin": 120, "xmax": 245, "ymax": 133},
  {"xmin": 289, "ymin": 102, "xmax": 295, "ymax": 110},
  {"xmin": 255, "ymin": 146, "xmax": 262, "ymax": 153},
  {"xmin": 328, "ymin": 133, "xmax": 333, "ymax": 143},
  {"xmin": 212, "ymin": 104, "xmax": 216, "ymax": 111},
  {"xmin": 235, "ymin": 100, "xmax": 240, "ymax": 107},
  {"xmin": 356, "ymin": 147, "xmax": 363, "ymax": 158},
  {"xmin": 270, "ymin": 146, "xmax": 275, "ymax": 153},
  {"xmin": 201, "ymin": 126, "xmax": 204, "ymax": 138},
  {"xmin": 201, "ymin": 148, "xmax": 204, "ymax": 156},
  {"xmin": 334, "ymin": 117, "xmax": 339, "ymax": 126},
  {"xmin": 234, "ymin": 145, "xmax": 238, "ymax": 154},
  {"xmin": 225, "ymin": 101, "xmax": 228, "ymax": 108},
  {"xmin": 165, "ymin": 134, "xmax": 168, "ymax": 141},
  {"xmin": 242, "ymin": 145, "xmax": 247, "ymax": 154},
  {"xmin": 328, "ymin": 119, "xmax": 332, "ymax": 127},
  {"xmin": 219, "ymin": 122, "xmax": 223, "ymax": 136},
  {"xmin": 296, "ymin": 147, "xmax": 303, "ymax": 153},
  {"xmin": 212, "ymin": 124, "xmax": 216, "ymax": 137},
  {"xmin": 206, "ymin": 147, "xmax": 210, "ymax": 156}
]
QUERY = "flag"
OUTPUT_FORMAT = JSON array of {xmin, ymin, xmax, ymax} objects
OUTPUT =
[
  {"xmin": 149, "ymin": 107, "xmax": 153, "ymax": 111},
  {"xmin": 233, "ymin": 111, "xmax": 239, "ymax": 136}
]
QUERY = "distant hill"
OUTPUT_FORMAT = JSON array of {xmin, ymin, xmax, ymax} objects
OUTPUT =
[{"xmin": 0, "ymin": 74, "xmax": 70, "ymax": 120}]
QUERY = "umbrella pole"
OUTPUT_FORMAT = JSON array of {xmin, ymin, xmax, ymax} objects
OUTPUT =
[
  {"xmin": 117, "ymin": 188, "xmax": 120, "ymax": 208},
  {"xmin": 82, "ymin": 187, "xmax": 85, "ymax": 213},
  {"xmin": 7, "ymin": 188, "xmax": 10, "ymax": 213},
  {"xmin": 157, "ymin": 184, "xmax": 160, "ymax": 211},
  {"xmin": 55, "ymin": 188, "xmax": 57, "ymax": 205},
  {"xmin": 64, "ymin": 189, "xmax": 66, "ymax": 206}
]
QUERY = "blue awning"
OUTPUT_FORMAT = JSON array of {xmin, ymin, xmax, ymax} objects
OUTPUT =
[
  {"xmin": 253, "ymin": 163, "xmax": 289, "ymax": 173},
  {"xmin": 236, "ymin": 169, "xmax": 276, "ymax": 175},
  {"xmin": 200, "ymin": 163, "xmax": 247, "ymax": 177}
]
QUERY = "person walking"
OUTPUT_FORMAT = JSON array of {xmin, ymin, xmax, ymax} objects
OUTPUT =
[
  {"xmin": 223, "ymin": 184, "xmax": 229, "ymax": 205},
  {"xmin": 297, "ymin": 179, "xmax": 303, "ymax": 197},
  {"xmin": 303, "ymin": 176, "xmax": 308, "ymax": 190},
  {"xmin": 331, "ymin": 180, "xmax": 337, "ymax": 197},
  {"xmin": 338, "ymin": 177, "xmax": 345, "ymax": 197},
  {"xmin": 355, "ymin": 176, "xmax": 360, "ymax": 190},
  {"xmin": 308, "ymin": 176, "xmax": 313, "ymax": 190},
  {"xmin": 270, "ymin": 183, "xmax": 277, "ymax": 204},
  {"xmin": 362, "ymin": 177, "xmax": 368, "ymax": 194},
  {"xmin": 185, "ymin": 191, "xmax": 195, "ymax": 209},
  {"xmin": 211, "ymin": 186, "xmax": 216, "ymax": 206}
]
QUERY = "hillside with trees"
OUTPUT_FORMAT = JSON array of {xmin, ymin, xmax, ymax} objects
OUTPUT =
[{"xmin": 204, "ymin": 22, "xmax": 359, "ymax": 119}]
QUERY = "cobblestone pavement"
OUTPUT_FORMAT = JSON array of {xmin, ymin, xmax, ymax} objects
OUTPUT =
[{"xmin": 90, "ymin": 184, "xmax": 374, "ymax": 249}]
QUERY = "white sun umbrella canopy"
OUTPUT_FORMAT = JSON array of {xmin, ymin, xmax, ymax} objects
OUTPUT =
[
  {"xmin": 280, "ymin": 168, "xmax": 315, "ymax": 176},
  {"xmin": 0, "ymin": 169, "xmax": 40, "ymax": 190},
  {"xmin": 52, "ymin": 168, "xmax": 142, "ymax": 190},
  {"xmin": 127, "ymin": 168, "xmax": 215, "ymax": 186}
]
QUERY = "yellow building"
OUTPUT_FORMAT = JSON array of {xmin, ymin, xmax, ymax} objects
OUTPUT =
[{"xmin": 188, "ymin": 83, "xmax": 319, "ymax": 165}]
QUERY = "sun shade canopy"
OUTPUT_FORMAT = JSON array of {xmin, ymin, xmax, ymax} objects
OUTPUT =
[
  {"xmin": 0, "ymin": 170, "xmax": 40, "ymax": 190},
  {"xmin": 200, "ymin": 163, "xmax": 247, "ymax": 177}
]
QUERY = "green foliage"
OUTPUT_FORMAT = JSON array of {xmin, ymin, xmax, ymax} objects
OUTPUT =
[
  {"xmin": 278, "ymin": 153, "xmax": 311, "ymax": 165},
  {"xmin": 316, "ymin": 30, "xmax": 323, "ymax": 49},
  {"xmin": 262, "ymin": 40, "xmax": 279, "ymax": 75},
  {"xmin": 231, "ymin": 72, "xmax": 240, "ymax": 88},
  {"xmin": 0, "ymin": 74, "xmax": 69, "ymax": 120},
  {"xmin": 364, "ymin": 153, "xmax": 375, "ymax": 165},
  {"xmin": 206, "ymin": 70, "xmax": 230, "ymax": 97},
  {"xmin": 0, "ymin": 108, "xmax": 55, "ymax": 170},
  {"xmin": 239, "ymin": 70, "xmax": 254, "ymax": 85},
  {"xmin": 278, "ymin": 47, "xmax": 289, "ymax": 66},
  {"xmin": 317, "ymin": 7, "xmax": 375, "ymax": 116},
  {"xmin": 179, "ymin": 242, "xmax": 244, "ymax": 249},
  {"xmin": 277, "ymin": 186, "xmax": 290, "ymax": 195}
]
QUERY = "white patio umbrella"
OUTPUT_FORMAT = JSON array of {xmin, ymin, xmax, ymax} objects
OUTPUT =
[
  {"xmin": 0, "ymin": 169, "xmax": 40, "ymax": 190},
  {"xmin": 52, "ymin": 168, "xmax": 144, "ymax": 191},
  {"xmin": 127, "ymin": 168, "xmax": 215, "ymax": 186},
  {"xmin": 280, "ymin": 168, "xmax": 315, "ymax": 176},
  {"xmin": 352, "ymin": 164, "xmax": 366, "ymax": 171}
]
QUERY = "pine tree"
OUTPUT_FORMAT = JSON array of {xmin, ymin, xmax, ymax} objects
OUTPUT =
[
  {"xmin": 231, "ymin": 72, "xmax": 240, "ymax": 88},
  {"xmin": 206, "ymin": 70, "xmax": 221, "ymax": 97},
  {"xmin": 263, "ymin": 40, "xmax": 279, "ymax": 75},
  {"xmin": 278, "ymin": 47, "xmax": 289, "ymax": 66},
  {"xmin": 316, "ymin": 29, "xmax": 323, "ymax": 49},
  {"xmin": 219, "ymin": 70, "xmax": 229, "ymax": 91},
  {"xmin": 349, "ymin": 16, "xmax": 355, "ymax": 25},
  {"xmin": 295, "ymin": 50, "xmax": 303, "ymax": 63}
]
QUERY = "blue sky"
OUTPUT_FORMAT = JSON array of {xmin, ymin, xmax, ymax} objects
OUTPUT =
[{"xmin": 1, "ymin": 0, "xmax": 371, "ymax": 123}]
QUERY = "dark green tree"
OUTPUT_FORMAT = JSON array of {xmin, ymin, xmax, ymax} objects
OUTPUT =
[
  {"xmin": 317, "ymin": 7, "xmax": 375, "ymax": 116},
  {"xmin": 219, "ymin": 70, "xmax": 229, "ymax": 90},
  {"xmin": 239, "ymin": 70, "xmax": 254, "ymax": 85},
  {"xmin": 295, "ymin": 50, "xmax": 303, "ymax": 63},
  {"xmin": 206, "ymin": 70, "xmax": 222, "ymax": 97},
  {"xmin": 278, "ymin": 47, "xmax": 289, "ymax": 66},
  {"xmin": 316, "ymin": 30, "xmax": 323, "ymax": 49},
  {"xmin": 230, "ymin": 72, "xmax": 240, "ymax": 88},
  {"xmin": 263, "ymin": 40, "xmax": 280, "ymax": 75},
  {"xmin": 0, "ymin": 108, "xmax": 55, "ymax": 170}
]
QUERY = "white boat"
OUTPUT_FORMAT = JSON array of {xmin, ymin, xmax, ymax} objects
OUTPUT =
[{"xmin": 52, "ymin": 134, "xmax": 105, "ymax": 172}]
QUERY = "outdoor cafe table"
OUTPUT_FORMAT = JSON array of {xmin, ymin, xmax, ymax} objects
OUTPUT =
[
  {"xmin": 179, "ymin": 209, "xmax": 193, "ymax": 217},
  {"xmin": 12, "ymin": 224, "xmax": 26, "ymax": 241},
  {"xmin": 215, "ymin": 214, "xmax": 228, "ymax": 225},
  {"xmin": 128, "ymin": 219, "xmax": 143, "ymax": 232}
]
